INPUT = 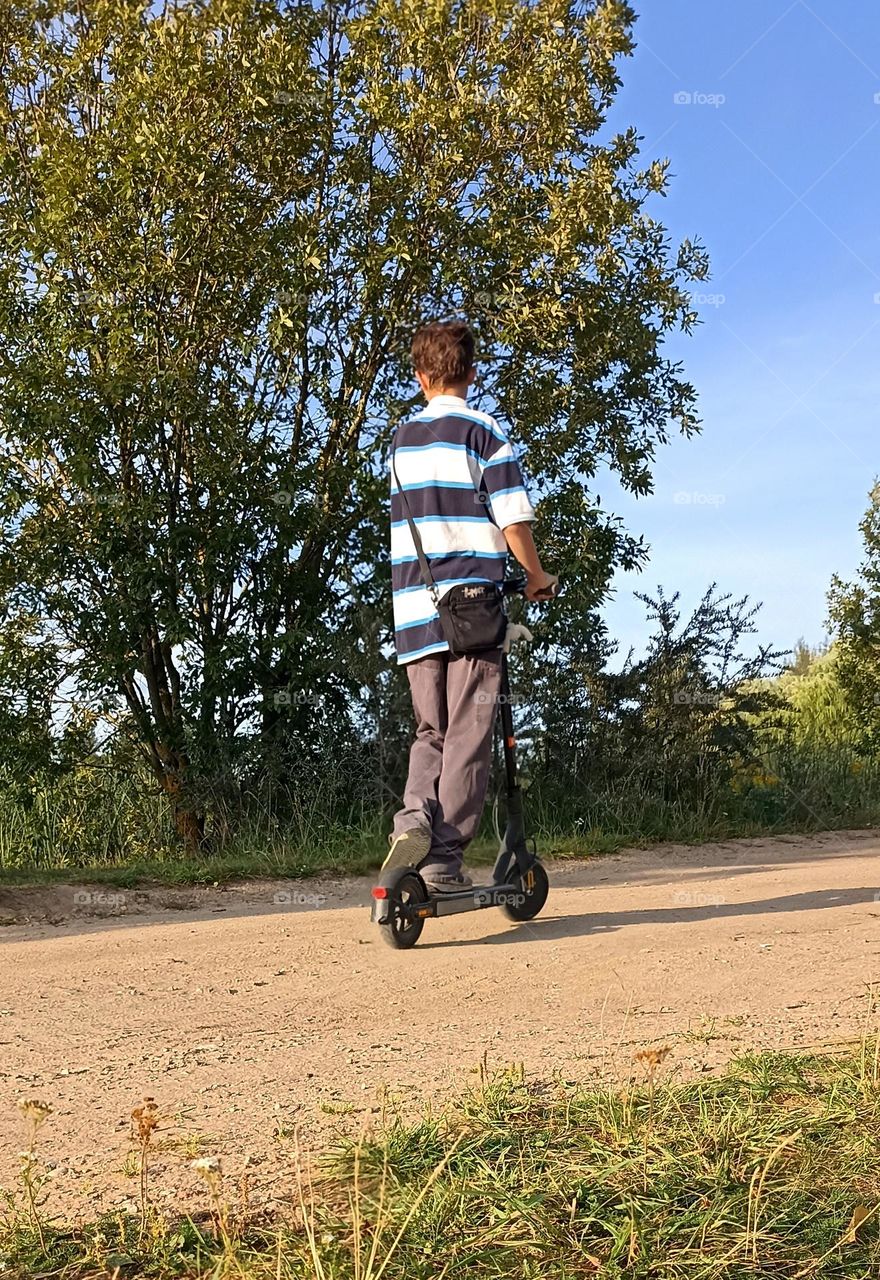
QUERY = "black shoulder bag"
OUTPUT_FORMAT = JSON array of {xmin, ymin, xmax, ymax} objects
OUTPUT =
[{"xmin": 392, "ymin": 447, "xmax": 507, "ymax": 656}]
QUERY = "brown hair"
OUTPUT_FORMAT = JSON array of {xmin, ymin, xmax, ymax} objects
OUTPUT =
[{"xmin": 411, "ymin": 320, "xmax": 475, "ymax": 388}]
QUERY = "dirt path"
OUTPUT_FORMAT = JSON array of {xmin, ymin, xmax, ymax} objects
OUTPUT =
[{"xmin": 2, "ymin": 829, "xmax": 879, "ymax": 1221}]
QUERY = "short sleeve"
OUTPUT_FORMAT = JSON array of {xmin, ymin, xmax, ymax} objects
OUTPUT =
[{"xmin": 479, "ymin": 428, "xmax": 536, "ymax": 529}]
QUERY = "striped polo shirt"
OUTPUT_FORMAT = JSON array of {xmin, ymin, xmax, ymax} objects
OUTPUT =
[{"xmin": 391, "ymin": 394, "xmax": 535, "ymax": 664}]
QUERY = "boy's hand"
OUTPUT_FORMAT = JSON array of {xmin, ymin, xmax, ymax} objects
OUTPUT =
[
  {"xmin": 525, "ymin": 570, "xmax": 559, "ymax": 602},
  {"xmin": 502, "ymin": 523, "xmax": 558, "ymax": 600}
]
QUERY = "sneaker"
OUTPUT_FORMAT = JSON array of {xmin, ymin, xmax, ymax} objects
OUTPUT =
[
  {"xmin": 382, "ymin": 825, "xmax": 432, "ymax": 874},
  {"xmin": 423, "ymin": 871, "xmax": 474, "ymax": 894}
]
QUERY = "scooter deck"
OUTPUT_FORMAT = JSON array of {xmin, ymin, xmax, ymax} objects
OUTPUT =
[
  {"xmin": 427, "ymin": 885, "xmax": 521, "ymax": 916},
  {"xmin": 408, "ymin": 881, "xmax": 522, "ymax": 919}
]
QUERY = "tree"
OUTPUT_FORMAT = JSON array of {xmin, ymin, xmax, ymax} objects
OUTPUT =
[
  {"xmin": 828, "ymin": 482, "xmax": 880, "ymax": 753},
  {"xmin": 786, "ymin": 637, "xmax": 827, "ymax": 676},
  {"xmin": 0, "ymin": 0, "xmax": 708, "ymax": 850},
  {"xmin": 521, "ymin": 585, "xmax": 786, "ymax": 818},
  {"xmin": 0, "ymin": 610, "xmax": 65, "ymax": 785}
]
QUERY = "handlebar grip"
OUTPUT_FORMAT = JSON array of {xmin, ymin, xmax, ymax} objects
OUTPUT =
[{"xmin": 501, "ymin": 578, "xmax": 560, "ymax": 599}]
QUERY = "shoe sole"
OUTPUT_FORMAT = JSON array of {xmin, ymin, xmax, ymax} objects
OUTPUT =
[{"xmin": 382, "ymin": 827, "xmax": 432, "ymax": 874}]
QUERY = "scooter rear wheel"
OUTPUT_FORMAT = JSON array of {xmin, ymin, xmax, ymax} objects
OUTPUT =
[
  {"xmin": 380, "ymin": 872, "xmax": 428, "ymax": 950},
  {"xmin": 501, "ymin": 861, "xmax": 549, "ymax": 922}
]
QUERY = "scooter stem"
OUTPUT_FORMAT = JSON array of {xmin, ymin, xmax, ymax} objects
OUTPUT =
[{"xmin": 498, "ymin": 652, "xmax": 518, "ymax": 796}]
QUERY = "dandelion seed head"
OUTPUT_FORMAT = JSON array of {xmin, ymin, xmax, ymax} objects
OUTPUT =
[
  {"xmin": 634, "ymin": 1046, "xmax": 672, "ymax": 1071},
  {"xmin": 17, "ymin": 1099, "xmax": 52, "ymax": 1123},
  {"xmin": 130, "ymin": 1096, "xmax": 160, "ymax": 1143}
]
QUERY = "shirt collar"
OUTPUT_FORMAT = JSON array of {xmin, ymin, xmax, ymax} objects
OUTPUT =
[{"xmin": 425, "ymin": 394, "xmax": 469, "ymax": 410}]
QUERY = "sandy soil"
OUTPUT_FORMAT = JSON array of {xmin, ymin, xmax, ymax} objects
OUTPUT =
[{"xmin": 2, "ymin": 828, "xmax": 879, "ymax": 1222}]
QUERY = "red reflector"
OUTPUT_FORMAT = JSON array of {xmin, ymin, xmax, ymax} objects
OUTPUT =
[
  {"xmin": 506, "ymin": 736, "xmax": 516, "ymax": 748},
  {"xmin": 371, "ymin": 886, "xmax": 388, "ymax": 899}
]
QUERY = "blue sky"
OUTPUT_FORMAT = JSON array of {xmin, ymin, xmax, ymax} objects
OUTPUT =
[{"xmin": 597, "ymin": 0, "xmax": 880, "ymax": 661}]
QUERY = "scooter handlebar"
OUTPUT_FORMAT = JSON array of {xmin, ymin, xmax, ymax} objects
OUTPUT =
[{"xmin": 502, "ymin": 577, "xmax": 560, "ymax": 600}]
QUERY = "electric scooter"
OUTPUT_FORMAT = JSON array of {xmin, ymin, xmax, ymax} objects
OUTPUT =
[{"xmin": 371, "ymin": 577, "xmax": 554, "ymax": 949}]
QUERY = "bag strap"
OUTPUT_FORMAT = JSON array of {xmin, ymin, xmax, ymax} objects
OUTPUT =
[{"xmin": 391, "ymin": 437, "xmax": 440, "ymax": 607}]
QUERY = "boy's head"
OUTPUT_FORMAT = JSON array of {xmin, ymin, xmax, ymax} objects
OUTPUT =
[{"xmin": 411, "ymin": 320, "xmax": 476, "ymax": 398}]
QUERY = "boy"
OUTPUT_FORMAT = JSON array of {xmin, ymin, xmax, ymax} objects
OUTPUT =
[{"xmin": 385, "ymin": 320, "xmax": 557, "ymax": 892}]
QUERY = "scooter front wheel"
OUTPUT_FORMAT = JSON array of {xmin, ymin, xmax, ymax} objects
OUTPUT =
[
  {"xmin": 500, "ymin": 861, "xmax": 549, "ymax": 922},
  {"xmin": 380, "ymin": 871, "xmax": 428, "ymax": 950}
]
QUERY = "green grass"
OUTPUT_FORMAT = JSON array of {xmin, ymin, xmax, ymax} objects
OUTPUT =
[
  {"xmin": 2, "ymin": 739, "xmax": 880, "ymax": 889},
  {"xmin": 4, "ymin": 640, "xmax": 880, "ymax": 889},
  {"xmin": 4, "ymin": 1047, "xmax": 880, "ymax": 1277},
  {"xmin": 0, "ymin": 846, "xmax": 383, "ymax": 889},
  {"xmin": 0, "ymin": 812, "xmax": 876, "ymax": 890},
  {"xmin": 0, "ymin": 831, "xmax": 592, "ymax": 889}
]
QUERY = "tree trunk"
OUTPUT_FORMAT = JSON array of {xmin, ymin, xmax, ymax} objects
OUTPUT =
[{"xmin": 154, "ymin": 753, "xmax": 207, "ymax": 853}]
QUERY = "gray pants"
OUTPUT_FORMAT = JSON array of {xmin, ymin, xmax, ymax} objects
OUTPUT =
[{"xmin": 392, "ymin": 650, "xmax": 502, "ymax": 875}]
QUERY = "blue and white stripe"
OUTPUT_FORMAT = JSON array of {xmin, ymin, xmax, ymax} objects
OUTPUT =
[{"xmin": 390, "ymin": 395, "xmax": 535, "ymax": 664}]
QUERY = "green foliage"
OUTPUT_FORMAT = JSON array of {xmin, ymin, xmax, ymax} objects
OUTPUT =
[
  {"xmin": 0, "ymin": 611, "xmax": 65, "ymax": 782},
  {"xmin": 0, "ymin": 0, "xmax": 707, "ymax": 847},
  {"xmin": 828, "ymin": 482, "xmax": 880, "ymax": 754},
  {"xmin": 491, "ymin": 588, "xmax": 880, "ymax": 850},
  {"xmin": 771, "ymin": 646, "xmax": 860, "ymax": 750},
  {"xmin": 3, "ymin": 581, "xmax": 880, "ymax": 877},
  {"xmin": 0, "ymin": 758, "xmax": 176, "ymax": 871},
  {"xmin": 516, "ymin": 585, "xmax": 788, "ymax": 827},
  {"xmin": 787, "ymin": 636, "xmax": 829, "ymax": 676}
]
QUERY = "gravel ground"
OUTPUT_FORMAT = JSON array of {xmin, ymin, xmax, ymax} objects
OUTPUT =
[{"xmin": 1, "ymin": 827, "xmax": 878, "ymax": 1221}]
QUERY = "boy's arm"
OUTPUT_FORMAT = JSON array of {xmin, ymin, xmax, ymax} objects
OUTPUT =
[
  {"xmin": 478, "ymin": 422, "xmax": 557, "ymax": 601},
  {"xmin": 502, "ymin": 522, "xmax": 558, "ymax": 601}
]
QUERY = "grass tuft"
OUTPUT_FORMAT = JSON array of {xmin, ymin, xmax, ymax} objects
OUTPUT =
[{"xmin": 3, "ymin": 1047, "xmax": 880, "ymax": 1276}]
